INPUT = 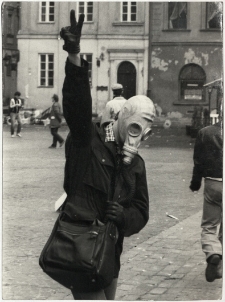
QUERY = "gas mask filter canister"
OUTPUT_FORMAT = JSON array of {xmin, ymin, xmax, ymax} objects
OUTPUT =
[{"xmin": 122, "ymin": 122, "xmax": 152, "ymax": 165}]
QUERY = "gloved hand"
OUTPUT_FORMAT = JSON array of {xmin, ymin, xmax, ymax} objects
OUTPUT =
[
  {"xmin": 105, "ymin": 202, "xmax": 125, "ymax": 229},
  {"xmin": 189, "ymin": 180, "xmax": 201, "ymax": 192},
  {"xmin": 60, "ymin": 10, "xmax": 85, "ymax": 53}
]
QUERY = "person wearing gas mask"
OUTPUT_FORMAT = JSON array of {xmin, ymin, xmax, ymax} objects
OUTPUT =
[
  {"xmin": 100, "ymin": 83, "xmax": 126, "ymax": 126},
  {"xmin": 60, "ymin": 10, "xmax": 155, "ymax": 300}
]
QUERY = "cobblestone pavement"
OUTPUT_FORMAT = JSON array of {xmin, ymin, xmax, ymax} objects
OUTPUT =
[{"xmin": 2, "ymin": 124, "xmax": 223, "ymax": 300}]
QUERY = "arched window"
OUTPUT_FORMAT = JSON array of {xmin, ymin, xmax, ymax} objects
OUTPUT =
[{"xmin": 179, "ymin": 64, "xmax": 206, "ymax": 102}]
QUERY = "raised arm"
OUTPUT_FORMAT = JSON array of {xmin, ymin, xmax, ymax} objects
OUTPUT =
[{"xmin": 60, "ymin": 10, "xmax": 92, "ymax": 146}]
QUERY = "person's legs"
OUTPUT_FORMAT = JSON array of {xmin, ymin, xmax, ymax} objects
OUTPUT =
[
  {"xmin": 50, "ymin": 128, "xmax": 57, "ymax": 147},
  {"xmin": 104, "ymin": 278, "xmax": 118, "ymax": 300},
  {"xmin": 201, "ymin": 179, "xmax": 223, "ymax": 282},
  {"xmin": 54, "ymin": 127, "xmax": 64, "ymax": 145},
  {"xmin": 10, "ymin": 113, "xmax": 16, "ymax": 135},
  {"xmin": 16, "ymin": 113, "xmax": 22, "ymax": 135},
  {"xmin": 51, "ymin": 127, "xmax": 64, "ymax": 146},
  {"xmin": 71, "ymin": 288, "xmax": 106, "ymax": 300},
  {"xmin": 201, "ymin": 179, "xmax": 223, "ymax": 260},
  {"xmin": 71, "ymin": 278, "xmax": 118, "ymax": 300}
]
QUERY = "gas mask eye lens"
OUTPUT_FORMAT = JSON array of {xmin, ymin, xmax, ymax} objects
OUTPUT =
[
  {"xmin": 142, "ymin": 128, "xmax": 152, "ymax": 141},
  {"xmin": 127, "ymin": 123, "xmax": 142, "ymax": 137}
]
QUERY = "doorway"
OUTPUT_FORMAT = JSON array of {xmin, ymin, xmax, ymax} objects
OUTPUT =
[{"xmin": 117, "ymin": 61, "xmax": 136, "ymax": 99}]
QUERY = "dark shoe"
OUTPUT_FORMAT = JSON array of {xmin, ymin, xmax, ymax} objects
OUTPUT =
[
  {"xmin": 59, "ymin": 140, "xmax": 65, "ymax": 147},
  {"xmin": 216, "ymin": 259, "xmax": 223, "ymax": 279},
  {"xmin": 49, "ymin": 145, "xmax": 56, "ymax": 149},
  {"xmin": 205, "ymin": 254, "xmax": 221, "ymax": 282}
]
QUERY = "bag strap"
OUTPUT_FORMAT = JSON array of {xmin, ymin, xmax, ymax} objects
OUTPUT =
[{"xmin": 108, "ymin": 167, "xmax": 123, "ymax": 203}]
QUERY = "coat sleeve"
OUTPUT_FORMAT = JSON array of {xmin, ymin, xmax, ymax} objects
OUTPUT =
[
  {"xmin": 122, "ymin": 162, "xmax": 149, "ymax": 237},
  {"xmin": 18, "ymin": 99, "xmax": 22, "ymax": 108},
  {"xmin": 191, "ymin": 130, "xmax": 204, "ymax": 182},
  {"xmin": 53, "ymin": 103, "xmax": 62, "ymax": 122},
  {"xmin": 62, "ymin": 58, "xmax": 92, "ymax": 146},
  {"xmin": 10, "ymin": 98, "xmax": 15, "ymax": 108}
]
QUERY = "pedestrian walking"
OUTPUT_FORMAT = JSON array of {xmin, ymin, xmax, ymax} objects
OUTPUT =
[
  {"xmin": 9, "ymin": 91, "xmax": 22, "ymax": 138},
  {"xmin": 43, "ymin": 10, "xmax": 156, "ymax": 300},
  {"xmin": 100, "ymin": 83, "xmax": 126, "ymax": 126},
  {"xmin": 49, "ymin": 94, "xmax": 64, "ymax": 148},
  {"xmin": 190, "ymin": 99, "xmax": 223, "ymax": 282}
]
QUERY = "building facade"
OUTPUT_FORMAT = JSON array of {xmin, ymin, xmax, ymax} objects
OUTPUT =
[
  {"xmin": 149, "ymin": 2, "xmax": 223, "ymax": 117},
  {"xmin": 16, "ymin": 2, "xmax": 223, "ymax": 117},
  {"xmin": 17, "ymin": 1, "xmax": 149, "ymax": 114},
  {"xmin": 2, "ymin": 2, "xmax": 21, "ymax": 106}
]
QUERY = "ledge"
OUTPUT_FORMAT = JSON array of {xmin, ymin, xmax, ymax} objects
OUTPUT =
[
  {"xmin": 162, "ymin": 29, "xmax": 191, "ymax": 32},
  {"xmin": 112, "ymin": 22, "xmax": 144, "ymax": 26},
  {"xmin": 200, "ymin": 29, "xmax": 222, "ymax": 32},
  {"xmin": 37, "ymin": 22, "xmax": 55, "ymax": 24},
  {"xmin": 107, "ymin": 48, "xmax": 144, "ymax": 53},
  {"xmin": 151, "ymin": 41, "xmax": 222, "ymax": 46},
  {"xmin": 173, "ymin": 102, "xmax": 209, "ymax": 106},
  {"xmin": 37, "ymin": 86, "xmax": 54, "ymax": 88}
]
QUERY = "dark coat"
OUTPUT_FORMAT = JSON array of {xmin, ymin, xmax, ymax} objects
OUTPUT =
[
  {"xmin": 192, "ymin": 122, "xmax": 223, "ymax": 182},
  {"xmin": 50, "ymin": 102, "xmax": 62, "ymax": 128},
  {"xmin": 62, "ymin": 58, "xmax": 149, "ymax": 277}
]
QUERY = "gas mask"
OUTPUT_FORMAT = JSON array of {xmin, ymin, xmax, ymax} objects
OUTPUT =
[{"xmin": 116, "ymin": 95, "xmax": 156, "ymax": 165}]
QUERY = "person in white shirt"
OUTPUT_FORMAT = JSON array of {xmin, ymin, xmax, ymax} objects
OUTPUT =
[
  {"xmin": 100, "ymin": 83, "xmax": 126, "ymax": 126},
  {"xmin": 9, "ymin": 91, "xmax": 22, "ymax": 138}
]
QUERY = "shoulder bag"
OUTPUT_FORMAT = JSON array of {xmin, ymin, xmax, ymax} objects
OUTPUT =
[{"xmin": 39, "ymin": 179, "xmax": 122, "ymax": 292}]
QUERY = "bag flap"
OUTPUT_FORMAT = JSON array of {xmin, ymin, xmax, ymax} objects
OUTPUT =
[{"xmin": 63, "ymin": 203, "xmax": 96, "ymax": 222}]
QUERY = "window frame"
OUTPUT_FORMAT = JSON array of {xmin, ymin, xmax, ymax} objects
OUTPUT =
[
  {"xmin": 38, "ymin": 53, "xmax": 54, "ymax": 87},
  {"xmin": 163, "ymin": 2, "xmax": 190, "ymax": 31},
  {"xmin": 6, "ymin": 57, "xmax": 12, "ymax": 77},
  {"xmin": 121, "ymin": 2, "xmax": 137, "ymax": 22},
  {"xmin": 7, "ymin": 13, "xmax": 13, "ymax": 35},
  {"xmin": 77, "ymin": 2, "xmax": 93, "ymax": 22},
  {"xmin": 80, "ymin": 53, "xmax": 93, "ymax": 86},
  {"xmin": 201, "ymin": 2, "xmax": 223, "ymax": 31},
  {"xmin": 39, "ymin": 2, "xmax": 55, "ymax": 23}
]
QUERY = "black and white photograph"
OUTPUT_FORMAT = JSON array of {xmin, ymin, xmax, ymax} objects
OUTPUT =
[{"xmin": 2, "ymin": 1, "xmax": 223, "ymax": 300}]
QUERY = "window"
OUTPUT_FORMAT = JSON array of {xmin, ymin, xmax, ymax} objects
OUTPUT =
[
  {"xmin": 179, "ymin": 64, "xmax": 206, "ymax": 103},
  {"xmin": 168, "ymin": 2, "xmax": 187, "ymax": 29},
  {"xmin": 80, "ymin": 54, "xmax": 92, "ymax": 85},
  {"xmin": 39, "ymin": 54, "xmax": 54, "ymax": 87},
  {"xmin": 121, "ymin": 2, "xmax": 137, "ymax": 22},
  {"xmin": 7, "ymin": 13, "xmax": 13, "ymax": 34},
  {"xmin": 6, "ymin": 57, "xmax": 11, "ymax": 77},
  {"xmin": 206, "ymin": 2, "xmax": 222, "ymax": 29},
  {"xmin": 39, "ymin": 2, "xmax": 55, "ymax": 22},
  {"xmin": 78, "ymin": 2, "xmax": 93, "ymax": 22}
]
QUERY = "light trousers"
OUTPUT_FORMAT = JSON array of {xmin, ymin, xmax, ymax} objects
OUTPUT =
[
  {"xmin": 10, "ymin": 112, "xmax": 21, "ymax": 135},
  {"xmin": 201, "ymin": 178, "xmax": 223, "ymax": 261},
  {"xmin": 71, "ymin": 278, "xmax": 118, "ymax": 300}
]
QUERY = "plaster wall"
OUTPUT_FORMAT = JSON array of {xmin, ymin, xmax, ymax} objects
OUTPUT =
[
  {"xmin": 152, "ymin": 2, "xmax": 222, "ymax": 44},
  {"xmin": 17, "ymin": 2, "xmax": 149, "ymax": 114},
  {"xmin": 149, "ymin": 45, "xmax": 222, "ymax": 116},
  {"xmin": 17, "ymin": 36, "xmax": 148, "ymax": 113}
]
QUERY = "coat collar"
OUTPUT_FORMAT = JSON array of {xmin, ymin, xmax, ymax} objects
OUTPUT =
[{"xmin": 95, "ymin": 122, "xmax": 118, "ymax": 160}]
